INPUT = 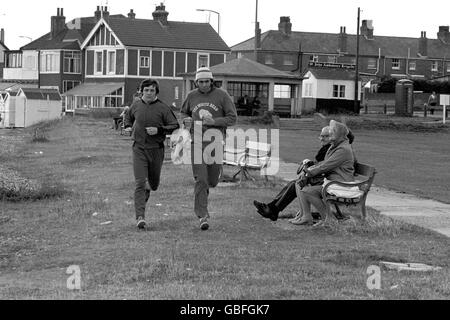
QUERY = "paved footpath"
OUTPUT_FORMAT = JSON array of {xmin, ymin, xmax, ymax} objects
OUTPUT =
[{"xmin": 272, "ymin": 158, "xmax": 450, "ymax": 237}]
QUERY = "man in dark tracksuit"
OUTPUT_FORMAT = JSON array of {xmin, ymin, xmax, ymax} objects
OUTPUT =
[
  {"xmin": 180, "ymin": 67, "xmax": 237, "ymax": 230},
  {"xmin": 124, "ymin": 79, "xmax": 179, "ymax": 230}
]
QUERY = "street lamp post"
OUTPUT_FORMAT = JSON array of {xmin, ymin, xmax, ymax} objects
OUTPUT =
[
  {"xmin": 19, "ymin": 35, "xmax": 32, "ymax": 42},
  {"xmin": 196, "ymin": 8, "xmax": 220, "ymax": 35}
]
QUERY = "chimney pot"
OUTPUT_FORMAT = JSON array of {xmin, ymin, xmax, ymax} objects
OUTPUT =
[
  {"xmin": 1, "ymin": 28, "xmax": 4, "ymax": 44},
  {"xmin": 128, "ymin": 9, "xmax": 136, "ymax": 19}
]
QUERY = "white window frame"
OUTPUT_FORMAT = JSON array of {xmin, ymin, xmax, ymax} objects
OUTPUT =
[
  {"xmin": 197, "ymin": 53, "xmax": 209, "ymax": 69},
  {"xmin": 140, "ymin": 55, "xmax": 150, "ymax": 68},
  {"xmin": 431, "ymin": 61, "xmax": 438, "ymax": 72},
  {"xmin": 310, "ymin": 55, "xmax": 319, "ymax": 63},
  {"xmin": 107, "ymin": 51, "xmax": 116, "ymax": 74},
  {"xmin": 40, "ymin": 51, "xmax": 60, "ymax": 73},
  {"xmin": 392, "ymin": 58, "xmax": 400, "ymax": 70},
  {"xmin": 304, "ymin": 83, "xmax": 313, "ymax": 97},
  {"xmin": 274, "ymin": 84, "xmax": 291, "ymax": 99},
  {"xmin": 368, "ymin": 58, "xmax": 377, "ymax": 69},
  {"xmin": 95, "ymin": 51, "xmax": 103, "ymax": 74},
  {"xmin": 409, "ymin": 61, "xmax": 416, "ymax": 71},
  {"xmin": 447, "ymin": 62, "xmax": 450, "ymax": 72},
  {"xmin": 333, "ymin": 84, "xmax": 346, "ymax": 98}
]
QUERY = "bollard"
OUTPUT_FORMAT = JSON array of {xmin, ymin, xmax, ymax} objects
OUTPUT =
[
  {"xmin": 364, "ymin": 104, "xmax": 368, "ymax": 114},
  {"xmin": 383, "ymin": 104, "xmax": 387, "ymax": 114},
  {"xmin": 423, "ymin": 103, "xmax": 427, "ymax": 117}
]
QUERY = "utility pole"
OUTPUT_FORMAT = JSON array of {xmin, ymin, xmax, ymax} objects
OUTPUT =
[{"xmin": 354, "ymin": 7, "xmax": 361, "ymax": 114}]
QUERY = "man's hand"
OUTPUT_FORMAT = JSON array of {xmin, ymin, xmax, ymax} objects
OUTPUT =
[
  {"xmin": 202, "ymin": 116, "xmax": 215, "ymax": 126},
  {"xmin": 183, "ymin": 117, "xmax": 193, "ymax": 130},
  {"xmin": 146, "ymin": 127, "xmax": 158, "ymax": 136}
]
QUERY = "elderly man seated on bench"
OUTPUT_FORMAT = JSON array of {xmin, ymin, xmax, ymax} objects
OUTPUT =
[
  {"xmin": 293, "ymin": 120, "xmax": 355, "ymax": 226},
  {"xmin": 253, "ymin": 124, "xmax": 355, "ymax": 222}
]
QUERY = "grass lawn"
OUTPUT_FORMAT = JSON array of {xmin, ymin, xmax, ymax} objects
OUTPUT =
[
  {"xmin": 277, "ymin": 124, "xmax": 450, "ymax": 204},
  {"xmin": 0, "ymin": 116, "xmax": 449, "ymax": 300}
]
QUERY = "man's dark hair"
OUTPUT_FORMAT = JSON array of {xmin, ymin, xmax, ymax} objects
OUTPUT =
[{"xmin": 140, "ymin": 79, "xmax": 160, "ymax": 94}]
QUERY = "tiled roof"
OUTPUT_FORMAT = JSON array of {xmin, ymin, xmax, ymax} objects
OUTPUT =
[
  {"xmin": 20, "ymin": 88, "xmax": 61, "ymax": 101},
  {"xmin": 20, "ymin": 15, "xmax": 124, "ymax": 50},
  {"xmin": 105, "ymin": 17, "xmax": 230, "ymax": 51},
  {"xmin": 232, "ymin": 30, "xmax": 450, "ymax": 59},
  {"xmin": 305, "ymin": 67, "xmax": 356, "ymax": 81},
  {"xmin": 184, "ymin": 57, "xmax": 301, "ymax": 80},
  {"xmin": 62, "ymin": 82, "xmax": 124, "ymax": 96}
]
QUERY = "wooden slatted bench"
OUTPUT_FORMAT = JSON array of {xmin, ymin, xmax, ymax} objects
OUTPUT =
[
  {"xmin": 321, "ymin": 162, "xmax": 376, "ymax": 221},
  {"xmin": 223, "ymin": 141, "xmax": 272, "ymax": 183}
]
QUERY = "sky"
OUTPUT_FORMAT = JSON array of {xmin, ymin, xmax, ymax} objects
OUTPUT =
[{"xmin": 1, "ymin": 0, "xmax": 450, "ymax": 50}]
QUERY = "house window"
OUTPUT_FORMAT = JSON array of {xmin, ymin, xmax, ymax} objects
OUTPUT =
[
  {"xmin": 237, "ymin": 52, "xmax": 243, "ymax": 59},
  {"xmin": 40, "ymin": 52, "xmax": 59, "ymax": 72},
  {"xmin": 95, "ymin": 51, "xmax": 103, "ymax": 73},
  {"xmin": 107, "ymin": 51, "xmax": 116, "ymax": 74},
  {"xmin": 310, "ymin": 55, "xmax": 319, "ymax": 63},
  {"xmin": 174, "ymin": 86, "xmax": 179, "ymax": 100},
  {"xmin": 392, "ymin": 58, "xmax": 400, "ymax": 70},
  {"xmin": 328, "ymin": 55, "xmax": 337, "ymax": 63},
  {"xmin": 274, "ymin": 85, "xmax": 291, "ymax": 99},
  {"xmin": 198, "ymin": 54, "xmax": 209, "ymax": 68},
  {"xmin": 447, "ymin": 62, "xmax": 450, "ymax": 72},
  {"xmin": 431, "ymin": 61, "xmax": 438, "ymax": 72},
  {"xmin": 283, "ymin": 55, "xmax": 293, "ymax": 66},
  {"xmin": 333, "ymin": 85, "xmax": 346, "ymax": 98},
  {"xmin": 409, "ymin": 61, "xmax": 416, "ymax": 71},
  {"xmin": 368, "ymin": 58, "xmax": 377, "ymax": 69},
  {"xmin": 140, "ymin": 56, "xmax": 150, "ymax": 68},
  {"xmin": 63, "ymin": 51, "xmax": 81, "ymax": 74},
  {"xmin": 62, "ymin": 80, "xmax": 81, "ymax": 93},
  {"xmin": 265, "ymin": 54, "xmax": 274, "ymax": 65},
  {"xmin": 6, "ymin": 52, "xmax": 23, "ymax": 68},
  {"xmin": 304, "ymin": 83, "xmax": 313, "ymax": 97},
  {"xmin": 104, "ymin": 87, "xmax": 123, "ymax": 108}
]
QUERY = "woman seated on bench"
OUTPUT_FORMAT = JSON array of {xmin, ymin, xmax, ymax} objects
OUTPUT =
[{"xmin": 293, "ymin": 120, "xmax": 355, "ymax": 226}]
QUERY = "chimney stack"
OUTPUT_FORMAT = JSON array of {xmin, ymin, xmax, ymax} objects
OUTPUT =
[
  {"xmin": 128, "ymin": 9, "xmax": 136, "ymax": 19},
  {"xmin": 360, "ymin": 20, "xmax": 374, "ymax": 40},
  {"xmin": 437, "ymin": 26, "xmax": 450, "ymax": 44},
  {"xmin": 51, "ymin": 8, "xmax": 66, "ymax": 39},
  {"xmin": 103, "ymin": 6, "xmax": 110, "ymax": 19},
  {"xmin": 0, "ymin": 28, "xmax": 4, "ymax": 44},
  {"xmin": 418, "ymin": 31, "xmax": 428, "ymax": 56},
  {"xmin": 338, "ymin": 26, "xmax": 347, "ymax": 52},
  {"xmin": 95, "ymin": 6, "xmax": 102, "ymax": 19},
  {"xmin": 152, "ymin": 3, "xmax": 169, "ymax": 25},
  {"xmin": 278, "ymin": 16, "xmax": 292, "ymax": 36}
]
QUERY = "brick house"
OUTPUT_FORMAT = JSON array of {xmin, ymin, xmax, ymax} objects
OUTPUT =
[
  {"xmin": 231, "ymin": 17, "xmax": 450, "ymax": 82},
  {"xmin": 64, "ymin": 3, "xmax": 230, "ymax": 111}
]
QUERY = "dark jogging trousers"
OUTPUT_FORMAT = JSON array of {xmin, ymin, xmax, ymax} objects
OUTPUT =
[{"xmin": 132, "ymin": 144, "xmax": 165, "ymax": 219}]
